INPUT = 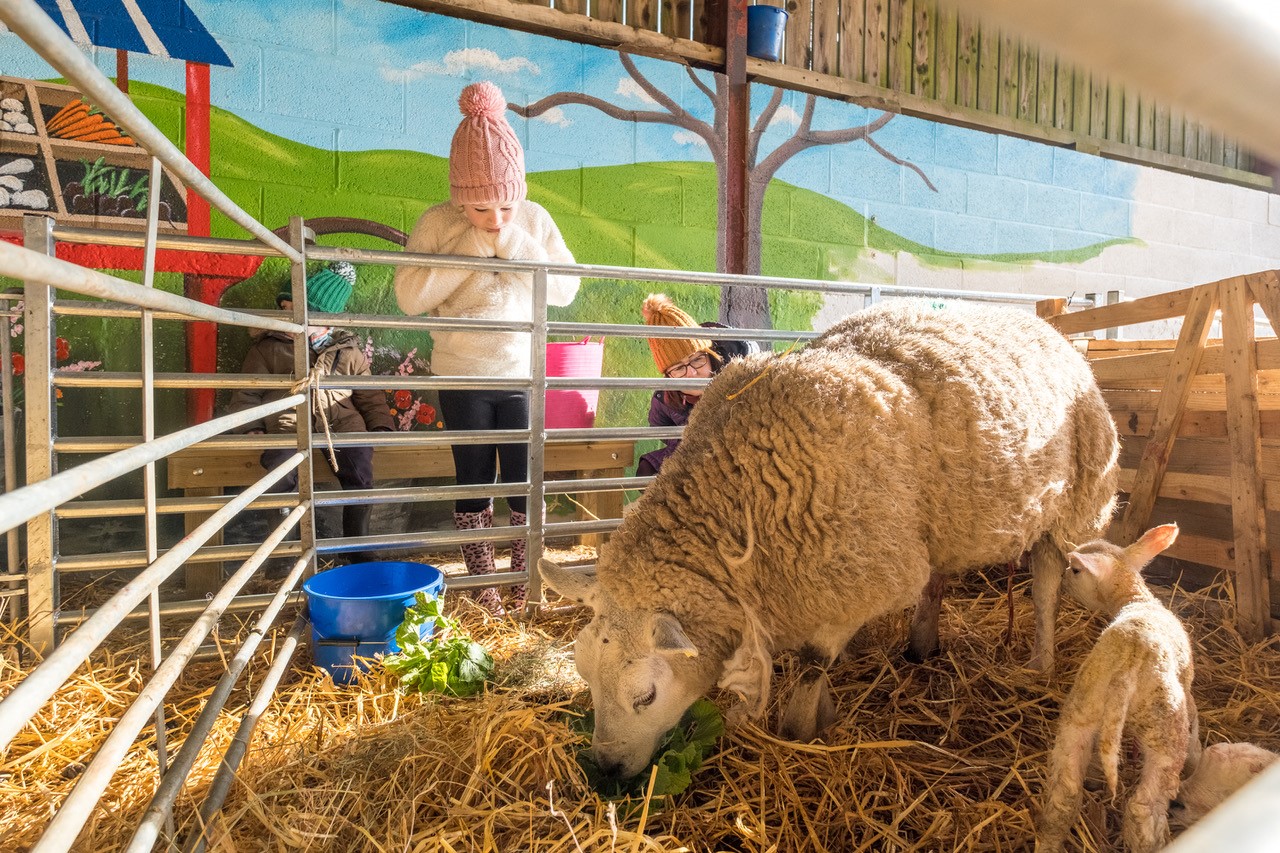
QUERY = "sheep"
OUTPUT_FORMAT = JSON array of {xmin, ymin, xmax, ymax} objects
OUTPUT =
[
  {"xmin": 1037, "ymin": 523, "xmax": 1198, "ymax": 853},
  {"xmin": 1168, "ymin": 741, "xmax": 1278, "ymax": 828},
  {"xmin": 541, "ymin": 299, "xmax": 1119, "ymax": 780}
]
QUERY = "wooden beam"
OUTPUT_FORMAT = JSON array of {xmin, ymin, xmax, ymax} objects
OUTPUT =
[
  {"xmin": 1047, "ymin": 284, "xmax": 1198, "ymax": 337},
  {"xmin": 1118, "ymin": 468, "xmax": 1280, "ymax": 513},
  {"xmin": 1117, "ymin": 284, "xmax": 1219, "ymax": 544},
  {"xmin": 1248, "ymin": 270, "xmax": 1280, "ymax": 336},
  {"xmin": 1221, "ymin": 277, "xmax": 1273, "ymax": 640}
]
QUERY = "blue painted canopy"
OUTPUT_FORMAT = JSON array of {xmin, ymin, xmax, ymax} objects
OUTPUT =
[{"xmin": 36, "ymin": 0, "xmax": 232, "ymax": 67}]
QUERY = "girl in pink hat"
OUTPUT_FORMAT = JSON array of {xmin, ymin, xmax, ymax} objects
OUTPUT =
[{"xmin": 395, "ymin": 81, "xmax": 580, "ymax": 615}]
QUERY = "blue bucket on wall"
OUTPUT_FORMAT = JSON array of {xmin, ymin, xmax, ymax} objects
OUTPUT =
[
  {"xmin": 303, "ymin": 561, "xmax": 444, "ymax": 685},
  {"xmin": 747, "ymin": 5, "xmax": 789, "ymax": 62}
]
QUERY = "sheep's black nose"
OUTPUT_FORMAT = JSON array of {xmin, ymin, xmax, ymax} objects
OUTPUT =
[
  {"xmin": 596, "ymin": 758, "xmax": 626, "ymax": 781},
  {"xmin": 1169, "ymin": 800, "xmax": 1184, "ymax": 812}
]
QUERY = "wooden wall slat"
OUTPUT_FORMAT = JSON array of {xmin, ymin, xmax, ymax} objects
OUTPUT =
[
  {"xmin": 1122, "ymin": 85, "xmax": 1140, "ymax": 145},
  {"xmin": 629, "ymin": 0, "xmax": 658, "ymax": 30},
  {"xmin": 1210, "ymin": 130, "xmax": 1225, "ymax": 166},
  {"xmin": 976, "ymin": 23, "xmax": 998, "ymax": 112},
  {"xmin": 889, "ymin": 0, "xmax": 913, "ymax": 93},
  {"xmin": 956, "ymin": 12, "xmax": 978, "ymax": 109},
  {"xmin": 1089, "ymin": 75, "xmax": 1107, "ymax": 137},
  {"xmin": 660, "ymin": 0, "xmax": 692, "ymax": 38},
  {"xmin": 1138, "ymin": 95, "xmax": 1154, "ymax": 149},
  {"xmin": 996, "ymin": 32, "xmax": 1016, "ymax": 117},
  {"xmin": 1071, "ymin": 68, "xmax": 1090, "ymax": 135},
  {"xmin": 813, "ymin": 0, "xmax": 839, "ymax": 74},
  {"xmin": 785, "ymin": 0, "xmax": 814, "ymax": 69},
  {"xmin": 1035, "ymin": 50, "xmax": 1054, "ymax": 126},
  {"xmin": 1017, "ymin": 41, "xmax": 1037, "ymax": 122},
  {"xmin": 839, "ymin": 0, "xmax": 867, "ymax": 81},
  {"xmin": 1154, "ymin": 103, "xmax": 1170, "ymax": 152},
  {"xmin": 1168, "ymin": 109, "xmax": 1186, "ymax": 157},
  {"xmin": 865, "ymin": 0, "xmax": 888, "ymax": 87},
  {"xmin": 592, "ymin": 0, "xmax": 624, "ymax": 24},
  {"xmin": 1053, "ymin": 61, "xmax": 1073, "ymax": 131},
  {"xmin": 935, "ymin": 2, "xmax": 957, "ymax": 104},
  {"xmin": 912, "ymin": 0, "xmax": 934, "ymax": 98},
  {"xmin": 558, "ymin": 0, "xmax": 585, "ymax": 14}
]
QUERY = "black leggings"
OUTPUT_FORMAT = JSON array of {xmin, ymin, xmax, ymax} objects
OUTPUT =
[{"xmin": 437, "ymin": 389, "xmax": 529, "ymax": 514}]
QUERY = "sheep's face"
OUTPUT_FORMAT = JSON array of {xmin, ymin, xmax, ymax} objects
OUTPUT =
[
  {"xmin": 1169, "ymin": 742, "xmax": 1279, "ymax": 827},
  {"xmin": 572, "ymin": 609, "xmax": 707, "ymax": 779},
  {"xmin": 1062, "ymin": 544, "xmax": 1120, "ymax": 611}
]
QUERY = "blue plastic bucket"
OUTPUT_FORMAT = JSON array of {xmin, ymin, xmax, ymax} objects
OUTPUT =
[
  {"xmin": 303, "ymin": 561, "xmax": 444, "ymax": 685},
  {"xmin": 747, "ymin": 5, "xmax": 788, "ymax": 62}
]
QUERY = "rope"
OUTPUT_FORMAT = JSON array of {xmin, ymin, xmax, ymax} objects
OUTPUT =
[{"xmin": 290, "ymin": 361, "xmax": 339, "ymax": 471}]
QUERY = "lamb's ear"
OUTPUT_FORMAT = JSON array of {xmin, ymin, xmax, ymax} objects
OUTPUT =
[
  {"xmin": 1128, "ymin": 523, "xmax": 1179, "ymax": 570},
  {"xmin": 652, "ymin": 613, "xmax": 698, "ymax": 658},
  {"xmin": 716, "ymin": 614, "xmax": 772, "ymax": 719},
  {"xmin": 538, "ymin": 559, "xmax": 598, "ymax": 609}
]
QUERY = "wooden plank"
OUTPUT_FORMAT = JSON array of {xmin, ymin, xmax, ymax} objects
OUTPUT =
[
  {"xmin": 996, "ymin": 31, "xmax": 1016, "ymax": 117},
  {"xmin": 1106, "ymin": 389, "xmax": 1280, "ymax": 413},
  {"xmin": 1036, "ymin": 297, "xmax": 1067, "ymax": 319},
  {"xmin": 1088, "ymin": 331, "xmax": 1280, "ymax": 385},
  {"xmin": 1106, "ymin": 80, "xmax": 1125, "ymax": 142},
  {"xmin": 1016, "ymin": 40, "xmax": 1037, "ymax": 122},
  {"xmin": 558, "ymin": 0, "xmax": 585, "ymax": 14},
  {"xmin": 1248, "ymin": 270, "xmax": 1280, "ymax": 336},
  {"xmin": 1154, "ymin": 102, "xmax": 1170, "ymax": 153},
  {"xmin": 1222, "ymin": 277, "xmax": 1273, "ymax": 640},
  {"xmin": 183, "ymin": 486, "xmax": 223, "ymax": 595},
  {"xmin": 1089, "ymin": 74, "xmax": 1107, "ymax": 138},
  {"xmin": 1119, "ymin": 436, "xmax": 1280, "ymax": 483},
  {"xmin": 934, "ymin": 1, "xmax": 957, "ymax": 104},
  {"xmin": 1224, "ymin": 135, "xmax": 1239, "ymax": 170},
  {"xmin": 865, "ymin": 0, "xmax": 888, "ymax": 87},
  {"xmin": 1168, "ymin": 108, "xmax": 1185, "ymax": 157},
  {"xmin": 660, "ymin": 0, "xmax": 693, "ymax": 38},
  {"xmin": 839, "ymin": 0, "xmax": 867, "ymax": 83},
  {"xmin": 1210, "ymin": 129, "xmax": 1225, "ymax": 165},
  {"xmin": 1118, "ymin": 284, "xmax": 1220, "ymax": 544},
  {"xmin": 975, "ymin": 20, "xmax": 998, "ymax": 112},
  {"xmin": 1053, "ymin": 59, "xmax": 1073, "ymax": 131},
  {"xmin": 785, "ymin": 0, "xmax": 814, "ymax": 69},
  {"xmin": 1183, "ymin": 117, "xmax": 1200, "ymax": 160},
  {"xmin": 813, "ymin": 0, "xmax": 839, "ymax": 74},
  {"xmin": 1035, "ymin": 48, "xmax": 1053, "ymax": 126},
  {"xmin": 1111, "ymin": 408, "xmax": 1280, "ymax": 440},
  {"xmin": 592, "ymin": 0, "xmax": 624, "ymax": 24},
  {"xmin": 1117, "ymin": 468, "xmax": 1280, "ymax": 513},
  {"xmin": 1198, "ymin": 122, "xmax": 1212, "ymax": 163},
  {"xmin": 629, "ymin": 0, "xmax": 659, "ymax": 31},
  {"xmin": 955, "ymin": 11, "xmax": 977, "ymax": 107},
  {"xmin": 911, "ymin": 0, "xmax": 934, "ymax": 98},
  {"xmin": 1071, "ymin": 67, "xmax": 1090, "ymax": 136},
  {"xmin": 1048, "ymin": 286, "xmax": 1197, "ymax": 337},
  {"xmin": 1122, "ymin": 85, "xmax": 1140, "ymax": 145},
  {"xmin": 1098, "ymin": 371, "xmax": 1280, "ymax": 396},
  {"xmin": 889, "ymin": 0, "xmax": 913, "ymax": 92}
]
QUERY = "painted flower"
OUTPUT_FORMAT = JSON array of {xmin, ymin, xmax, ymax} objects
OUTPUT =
[
  {"xmin": 394, "ymin": 389, "xmax": 413, "ymax": 409},
  {"xmin": 415, "ymin": 406, "xmax": 433, "ymax": 424},
  {"xmin": 388, "ymin": 407, "xmax": 397, "ymax": 417},
  {"xmin": 55, "ymin": 337, "xmax": 70, "ymax": 360},
  {"xmin": 10, "ymin": 353, "xmax": 23, "ymax": 376}
]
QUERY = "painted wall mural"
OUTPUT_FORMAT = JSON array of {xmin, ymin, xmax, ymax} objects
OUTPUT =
[{"xmin": 3, "ymin": 0, "xmax": 1280, "ymax": 443}]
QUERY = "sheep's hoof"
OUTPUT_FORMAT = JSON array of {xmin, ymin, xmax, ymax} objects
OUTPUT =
[
  {"xmin": 778, "ymin": 671, "xmax": 836, "ymax": 742},
  {"xmin": 903, "ymin": 642, "xmax": 938, "ymax": 665}
]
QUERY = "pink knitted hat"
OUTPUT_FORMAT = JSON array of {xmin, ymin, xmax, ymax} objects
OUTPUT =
[{"xmin": 449, "ymin": 82, "xmax": 527, "ymax": 206}]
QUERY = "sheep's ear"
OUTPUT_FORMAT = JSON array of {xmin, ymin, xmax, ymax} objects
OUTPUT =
[
  {"xmin": 717, "ymin": 614, "xmax": 772, "ymax": 719},
  {"xmin": 1128, "ymin": 523, "xmax": 1179, "ymax": 570},
  {"xmin": 539, "ymin": 559, "xmax": 598, "ymax": 609},
  {"xmin": 1067, "ymin": 550, "xmax": 1109, "ymax": 579},
  {"xmin": 652, "ymin": 613, "xmax": 698, "ymax": 658}
]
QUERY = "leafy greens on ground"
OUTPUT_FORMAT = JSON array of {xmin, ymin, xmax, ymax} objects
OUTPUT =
[{"xmin": 381, "ymin": 592, "xmax": 493, "ymax": 696}]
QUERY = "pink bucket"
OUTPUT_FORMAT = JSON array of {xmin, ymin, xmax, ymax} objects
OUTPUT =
[{"xmin": 545, "ymin": 339, "xmax": 604, "ymax": 429}]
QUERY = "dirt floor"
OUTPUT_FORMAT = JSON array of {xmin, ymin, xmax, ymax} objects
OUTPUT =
[{"xmin": 2, "ymin": 552, "xmax": 1279, "ymax": 852}]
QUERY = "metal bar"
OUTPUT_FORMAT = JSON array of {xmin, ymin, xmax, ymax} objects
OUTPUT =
[
  {"xmin": 51, "ymin": 226, "xmax": 281, "ymax": 257},
  {"xmin": 54, "ymin": 372, "xmax": 294, "ymax": 390},
  {"xmin": 1164, "ymin": 759, "xmax": 1280, "ymax": 851},
  {"xmin": 55, "ymin": 589, "xmax": 305, "ymax": 627},
  {"xmin": 0, "ymin": 395, "xmax": 304, "ymax": 537},
  {"xmin": 0, "ymin": 451, "xmax": 303, "ymax": 752},
  {"xmin": 184, "ymin": 617, "xmax": 309, "ymax": 853},
  {"xmin": 23, "ymin": 216, "xmax": 57, "ymax": 655},
  {"xmin": 0, "ymin": 0, "xmax": 302, "ymax": 261},
  {"xmin": 0, "ymin": 242, "xmax": 302, "ymax": 334},
  {"xmin": 289, "ymin": 218, "xmax": 317, "ymax": 584},
  {"xmin": 57, "ymin": 494, "xmax": 297, "ymax": 519},
  {"xmin": 528, "ymin": 267, "xmax": 550, "ymax": 608},
  {"xmin": 56, "ymin": 540, "xmax": 305, "ymax": 573},
  {"xmin": 30, "ymin": 506, "xmax": 309, "ymax": 852},
  {"xmin": 549, "ymin": 321, "xmax": 820, "ymax": 341},
  {"xmin": 316, "ymin": 525, "xmax": 537, "ymax": 556},
  {"xmin": 129, "ymin": 548, "xmax": 313, "ymax": 852},
  {"xmin": 314, "ymin": 482, "xmax": 530, "ymax": 507},
  {"xmin": 0, "ymin": 282, "xmax": 18, "ymax": 585}
]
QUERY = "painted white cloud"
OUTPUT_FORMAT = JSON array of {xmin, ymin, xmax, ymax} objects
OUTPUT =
[
  {"xmin": 389, "ymin": 48, "xmax": 541, "ymax": 81},
  {"xmin": 769, "ymin": 105, "xmax": 802, "ymax": 127},
  {"xmin": 534, "ymin": 107, "xmax": 572, "ymax": 128},
  {"xmin": 672, "ymin": 130, "xmax": 708, "ymax": 148},
  {"xmin": 616, "ymin": 78, "xmax": 658, "ymax": 104}
]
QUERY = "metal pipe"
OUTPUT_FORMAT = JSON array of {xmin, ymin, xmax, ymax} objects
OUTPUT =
[
  {"xmin": 0, "ymin": 0, "xmax": 301, "ymax": 262},
  {"xmin": 313, "ymin": 481, "xmax": 530, "ymax": 507},
  {"xmin": 0, "ymin": 242, "xmax": 302, "ymax": 334},
  {"xmin": 57, "ymin": 493, "xmax": 296, "ymax": 519},
  {"xmin": 54, "ymin": 372, "xmax": 294, "ymax": 389},
  {"xmin": 29, "ymin": 505, "xmax": 309, "ymax": 852},
  {"xmin": 287, "ymin": 218, "xmax": 318, "ymax": 586},
  {"xmin": 528, "ymin": 267, "xmax": 550, "ymax": 608},
  {"xmin": 0, "ymin": 452, "xmax": 303, "ymax": 752},
  {"xmin": 128, "ymin": 546, "xmax": 313, "ymax": 852},
  {"xmin": 0, "ymin": 395, "xmax": 304, "ymax": 538},
  {"xmin": 1164, "ymin": 758, "xmax": 1280, "ymax": 851},
  {"xmin": 184, "ymin": 616, "xmax": 308, "ymax": 853},
  {"xmin": 55, "ymin": 589, "xmax": 304, "ymax": 627},
  {"xmin": 56, "ymin": 540, "xmax": 305, "ymax": 573},
  {"xmin": 0, "ymin": 281, "xmax": 18, "ymax": 582}
]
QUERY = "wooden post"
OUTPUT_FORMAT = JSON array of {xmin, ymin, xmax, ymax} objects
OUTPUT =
[
  {"xmin": 1036, "ymin": 297, "xmax": 1068, "ymax": 321},
  {"xmin": 1118, "ymin": 284, "xmax": 1219, "ymax": 544},
  {"xmin": 1221, "ymin": 277, "xmax": 1272, "ymax": 640}
]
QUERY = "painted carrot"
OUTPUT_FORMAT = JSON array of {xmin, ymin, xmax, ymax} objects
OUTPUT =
[
  {"xmin": 76, "ymin": 128, "xmax": 127, "ymax": 143},
  {"xmin": 56, "ymin": 115, "xmax": 107, "ymax": 138},
  {"xmin": 95, "ymin": 135, "xmax": 134, "ymax": 146},
  {"xmin": 46, "ymin": 97, "xmax": 86, "ymax": 130}
]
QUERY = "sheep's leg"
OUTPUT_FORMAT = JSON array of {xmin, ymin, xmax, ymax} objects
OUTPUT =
[
  {"xmin": 778, "ymin": 648, "xmax": 837, "ymax": 743},
  {"xmin": 906, "ymin": 571, "xmax": 946, "ymax": 663},
  {"xmin": 1038, "ymin": 720, "xmax": 1096, "ymax": 853},
  {"xmin": 1028, "ymin": 536, "xmax": 1064, "ymax": 673},
  {"xmin": 1183, "ymin": 695, "xmax": 1202, "ymax": 775},
  {"xmin": 1122, "ymin": 747, "xmax": 1182, "ymax": 853}
]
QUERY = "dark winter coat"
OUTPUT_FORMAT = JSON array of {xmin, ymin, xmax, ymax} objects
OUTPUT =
[{"xmin": 226, "ymin": 329, "xmax": 394, "ymax": 435}]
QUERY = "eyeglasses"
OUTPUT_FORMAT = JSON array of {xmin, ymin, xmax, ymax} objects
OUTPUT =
[{"xmin": 664, "ymin": 352, "xmax": 711, "ymax": 378}]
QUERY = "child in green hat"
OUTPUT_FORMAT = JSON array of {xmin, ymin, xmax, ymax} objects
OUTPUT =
[{"xmin": 227, "ymin": 261, "xmax": 393, "ymax": 564}]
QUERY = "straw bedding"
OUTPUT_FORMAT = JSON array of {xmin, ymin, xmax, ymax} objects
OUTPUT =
[{"xmin": 2, "ymin": 560, "xmax": 1277, "ymax": 852}]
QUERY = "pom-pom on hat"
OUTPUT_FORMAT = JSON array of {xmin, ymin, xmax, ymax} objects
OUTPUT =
[
  {"xmin": 449, "ymin": 81, "xmax": 527, "ymax": 207},
  {"xmin": 642, "ymin": 293, "xmax": 714, "ymax": 374},
  {"xmin": 277, "ymin": 261, "xmax": 357, "ymax": 314}
]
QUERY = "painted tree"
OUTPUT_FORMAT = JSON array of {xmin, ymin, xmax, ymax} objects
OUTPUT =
[{"xmin": 510, "ymin": 53, "xmax": 935, "ymax": 328}]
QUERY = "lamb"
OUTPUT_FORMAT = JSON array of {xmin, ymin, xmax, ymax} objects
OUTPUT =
[
  {"xmin": 1168, "ymin": 741, "xmax": 1278, "ymax": 827},
  {"xmin": 541, "ymin": 299, "xmax": 1119, "ymax": 780},
  {"xmin": 1037, "ymin": 523, "xmax": 1199, "ymax": 853}
]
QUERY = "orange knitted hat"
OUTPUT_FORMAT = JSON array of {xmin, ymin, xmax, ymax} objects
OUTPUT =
[
  {"xmin": 642, "ymin": 294, "xmax": 714, "ymax": 374},
  {"xmin": 449, "ymin": 82, "xmax": 527, "ymax": 206}
]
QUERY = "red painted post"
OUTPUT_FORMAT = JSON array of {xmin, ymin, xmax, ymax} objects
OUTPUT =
[
  {"xmin": 185, "ymin": 61, "xmax": 215, "ymax": 424},
  {"xmin": 724, "ymin": 0, "xmax": 749, "ymax": 276}
]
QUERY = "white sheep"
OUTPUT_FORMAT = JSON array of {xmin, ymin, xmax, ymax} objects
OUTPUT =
[
  {"xmin": 1168, "ymin": 741, "xmax": 1278, "ymax": 828},
  {"xmin": 542, "ymin": 299, "xmax": 1119, "ymax": 780},
  {"xmin": 1038, "ymin": 523, "xmax": 1198, "ymax": 853}
]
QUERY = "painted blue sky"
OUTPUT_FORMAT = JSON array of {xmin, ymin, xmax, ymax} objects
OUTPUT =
[{"xmin": 1, "ymin": 0, "xmax": 1138, "ymax": 253}]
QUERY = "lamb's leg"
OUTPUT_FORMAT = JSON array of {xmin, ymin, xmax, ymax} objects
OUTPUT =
[
  {"xmin": 1123, "ymin": 747, "xmax": 1182, "ymax": 853},
  {"xmin": 1183, "ymin": 694, "xmax": 1202, "ymax": 775},
  {"xmin": 906, "ymin": 571, "xmax": 946, "ymax": 663},
  {"xmin": 1038, "ymin": 720, "xmax": 1096, "ymax": 853},
  {"xmin": 1028, "ymin": 536, "xmax": 1064, "ymax": 673},
  {"xmin": 779, "ymin": 648, "xmax": 837, "ymax": 743}
]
